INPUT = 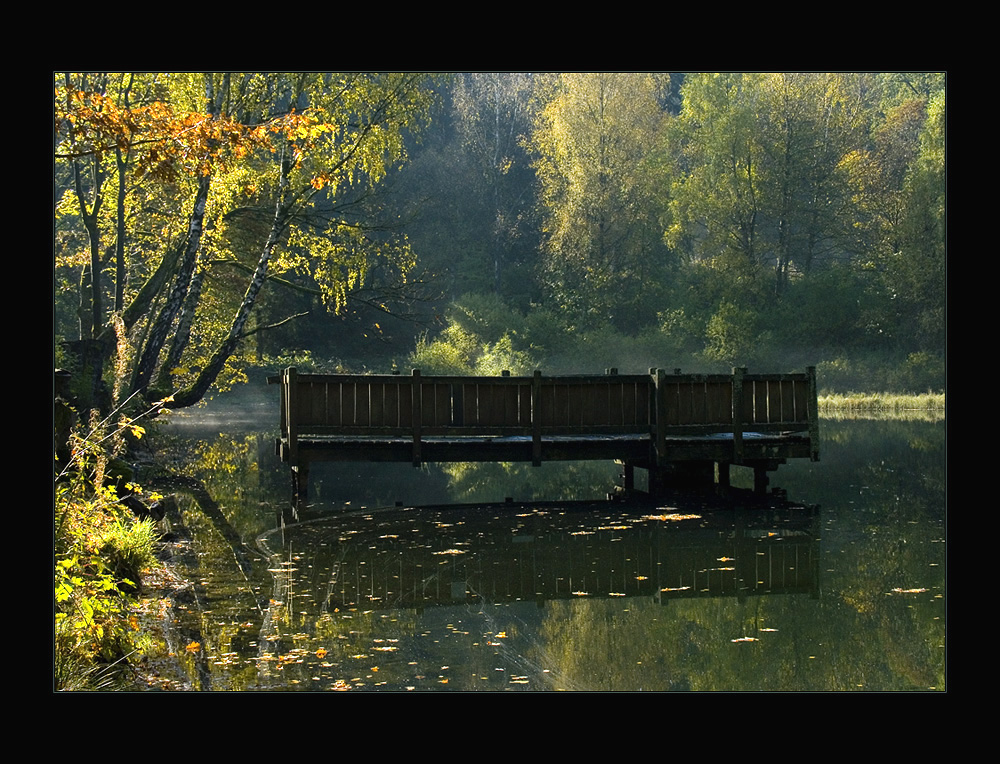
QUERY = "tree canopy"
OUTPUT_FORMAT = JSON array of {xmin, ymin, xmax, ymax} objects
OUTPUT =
[
  {"xmin": 55, "ymin": 73, "xmax": 946, "ymax": 407},
  {"xmin": 55, "ymin": 72, "xmax": 437, "ymax": 412}
]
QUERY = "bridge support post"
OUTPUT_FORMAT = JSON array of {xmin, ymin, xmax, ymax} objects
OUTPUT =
[
  {"xmin": 620, "ymin": 462, "xmax": 634, "ymax": 491},
  {"xmin": 717, "ymin": 461, "xmax": 731, "ymax": 488},
  {"xmin": 753, "ymin": 464, "xmax": 769, "ymax": 495},
  {"xmin": 293, "ymin": 463, "xmax": 309, "ymax": 502}
]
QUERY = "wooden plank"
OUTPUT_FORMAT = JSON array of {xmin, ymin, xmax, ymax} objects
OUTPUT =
[
  {"xmin": 780, "ymin": 379, "xmax": 795, "ymax": 423},
  {"xmin": 503, "ymin": 383, "xmax": 519, "ymax": 426},
  {"xmin": 356, "ymin": 381, "xmax": 371, "ymax": 427},
  {"xmin": 705, "ymin": 382, "xmax": 729, "ymax": 424},
  {"xmin": 368, "ymin": 381, "xmax": 384, "ymax": 427},
  {"xmin": 793, "ymin": 379, "xmax": 807, "ymax": 424},
  {"xmin": 435, "ymin": 382, "xmax": 450, "ymax": 427},
  {"xmin": 677, "ymin": 381, "xmax": 693, "ymax": 426},
  {"xmin": 478, "ymin": 383, "xmax": 495, "ymax": 426},
  {"xmin": 551, "ymin": 383, "xmax": 568, "ymax": 427},
  {"xmin": 693, "ymin": 379, "xmax": 707, "ymax": 423},
  {"xmin": 593, "ymin": 381, "xmax": 609, "ymax": 425},
  {"xmin": 383, "ymin": 382, "xmax": 399, "ymax": 427},
  {"xmin": 421, "ymin": 381, "xmax": 437, "ymax": 427},
  {"xmin": 462, "ymin": 383, "xmax": 476, "ymax": 426},
  {"xmin": 397, "ymin": 381, "xmax": 411, "ymax": 426},
  {"xmin": 662, "ymin": 380, "xmax": 676, "ymax": 426},
  {"xmin": 635, "ymin": 382, "xmax": 650, "ymax": 426},
  {"xmin": 611, "ymin": 382, "xmax": 625, "ymax": 425},
  {"xmin": 493, "ymin": 383, "xmax": 510, "ymax": 426},
  {"xmin": 753, "ymin": 380, "xmax": 768, "ymax": 425},
  {"xmin": 519, "ymin": 383, "xmax": 531, "ymax": 427}
]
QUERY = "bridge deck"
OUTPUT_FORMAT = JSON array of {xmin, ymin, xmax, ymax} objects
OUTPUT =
[{"xmin": 279, "ymin": 431, "xmax": 812, "ymax": 464}]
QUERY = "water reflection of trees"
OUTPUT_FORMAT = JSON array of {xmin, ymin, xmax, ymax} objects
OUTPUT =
[
  {"xmin": 440, "ymin": 460, "xmax": 622, "ymax": 502},
  {"xmin": 149, "ymin": 418, "xmax": 944, "ymax": 691}
]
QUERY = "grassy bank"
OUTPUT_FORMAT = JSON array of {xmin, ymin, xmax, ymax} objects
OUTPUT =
[{"xmin": 818, "ymin": 391, "xmax": 945, "ymax": 416}]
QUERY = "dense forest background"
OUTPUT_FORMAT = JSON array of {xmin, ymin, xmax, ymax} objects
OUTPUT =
[{"xmin": 54, "ymin": 72, "xmax": 946, "ymax": 415}]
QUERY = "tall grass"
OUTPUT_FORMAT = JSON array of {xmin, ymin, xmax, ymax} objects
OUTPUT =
[{"xmin": 818, "ymin": 391, "xmax": 945, "ymax": 417}]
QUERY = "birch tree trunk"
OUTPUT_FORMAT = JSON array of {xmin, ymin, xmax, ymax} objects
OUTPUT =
[
  {"xmin": 130, "ymin": 171, "xmax": 212, "ymax": 396},
  {"xmin": 168, "ymin": 148, "xmax": 294, "ymax": 409}
]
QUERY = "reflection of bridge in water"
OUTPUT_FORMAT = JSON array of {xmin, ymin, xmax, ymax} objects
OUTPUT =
[
  {"xmin": 270, "ymin": 367, "xmax": 820, "ymax": 501},
  {"xmin": 261, "ymin": 501, "xmax": 820, "ymax": 613}
]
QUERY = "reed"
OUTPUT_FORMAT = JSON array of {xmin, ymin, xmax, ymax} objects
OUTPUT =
[{"xmin": 818, "ymin": 391, "xmax": 945, "ymax": 413}]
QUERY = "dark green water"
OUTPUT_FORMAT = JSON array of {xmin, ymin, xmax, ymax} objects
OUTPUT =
[{"xmin": 148, "ymin": 396, "xmax": 945, "ymax": 692}]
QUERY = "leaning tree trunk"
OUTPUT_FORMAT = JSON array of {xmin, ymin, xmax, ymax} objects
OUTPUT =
[
  {"xmin": 157, "ymin": 254, "xmax": 207, "ymax": 390},
  {"xmin": 168, "ymin": 150, "xmax": 294, "ymax": 409},
  {"xmin": 130, "ymin": 173, "xmax": 211, "ymax": 397}
]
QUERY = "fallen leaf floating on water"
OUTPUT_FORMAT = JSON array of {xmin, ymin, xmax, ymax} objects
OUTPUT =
[
  {"xmin": 432, "ymin": 549, "xmax": 467, "ymax": 556},
  {"xmin": 731, "ymin": 637, "xmax": 758, "ymax": 643},
  {"xmin": 186, "ymin": 641, "xmax": 201, "ymax": 653},
  {"xmin": 316, "ymin": 648, "xmax": 328, "ymax": 659},
  {"xmin": 889, "ymin": 588, "xmax": 929, "ymax": 594},
  {"xmin": 643, "ymin": 513, "xmax": 702, "ymax": 522}
]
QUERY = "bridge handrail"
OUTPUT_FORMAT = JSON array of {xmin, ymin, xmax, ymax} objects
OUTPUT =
[{"xmin": 269, "ymin": 366, "xmax": 818, "ymax": 467}]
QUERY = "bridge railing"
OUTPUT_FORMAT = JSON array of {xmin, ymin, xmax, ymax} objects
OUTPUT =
[{"xmin": 270, "ymin": 366, "xmax": 818, "ymax": 467}]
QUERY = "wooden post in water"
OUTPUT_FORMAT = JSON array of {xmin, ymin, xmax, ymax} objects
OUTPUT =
[{"xmin": 754, "ymin": 464, "xmax": 769, "ymax": 494}]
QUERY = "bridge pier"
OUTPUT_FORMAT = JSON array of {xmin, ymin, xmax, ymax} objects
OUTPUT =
[{"xmin": 640, "ymin": 460, "xmax": 779, "ymax": 497}]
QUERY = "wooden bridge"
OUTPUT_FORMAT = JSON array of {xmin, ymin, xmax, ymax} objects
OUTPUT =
[{"xmin": 269, "ymin": 367, "xmax": 819, "ymax": 500}]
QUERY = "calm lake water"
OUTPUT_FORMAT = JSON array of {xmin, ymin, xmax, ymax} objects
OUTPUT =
[{"xmin": 146, "ymin": 386, "xmax": 946, "ymax": 692}]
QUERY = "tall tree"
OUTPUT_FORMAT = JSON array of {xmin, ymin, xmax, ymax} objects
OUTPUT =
[
  {"xmin": 529, "ymin": 72, "xmax": 671, "ymax": 330},
  {"xmin": 452, "ymin": 73, "xmax": 538, "ymax": 297}
]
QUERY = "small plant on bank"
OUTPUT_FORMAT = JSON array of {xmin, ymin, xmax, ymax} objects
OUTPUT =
[
  {"xmin": 54, "ymin": 392, "xmax": 166, "ymax": 690},
  {"xmin": 54, "ymin": 483, "xmax": 154, "ymax": 690}
]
